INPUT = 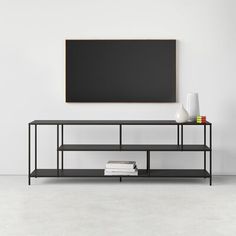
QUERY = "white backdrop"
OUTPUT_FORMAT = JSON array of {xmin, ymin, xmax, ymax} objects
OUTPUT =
[{"xmin": 0, "ymin": 0, "xmax": 235, "ymax": 174}]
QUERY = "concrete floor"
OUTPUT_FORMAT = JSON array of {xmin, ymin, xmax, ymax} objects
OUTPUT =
[{"xmin": 0, "ymin": 176, "xmax": 236, "ymax": 236}]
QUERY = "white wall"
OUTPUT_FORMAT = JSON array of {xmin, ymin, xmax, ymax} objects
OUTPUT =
[{"xmin": 0, "ymin": 0, "xmax": 235, "ymax": 175}]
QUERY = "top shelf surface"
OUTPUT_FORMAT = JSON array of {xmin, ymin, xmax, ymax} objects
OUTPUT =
[{"xmin": 30, "ymin": 120, "xmax": 211, "ymax": 125}]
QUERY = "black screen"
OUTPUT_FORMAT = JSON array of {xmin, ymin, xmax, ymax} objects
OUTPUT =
[{"xmin": 66, "ymin": 40, "xmax": 176, "ymax": 102}]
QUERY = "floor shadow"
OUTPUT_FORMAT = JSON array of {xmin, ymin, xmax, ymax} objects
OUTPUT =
[
  {"xmin": 32, "ymin": 177, "xmax": 211, "ymax": 186},
  {"xmin": 209, "ymin": 175, "xmax": 236, "ymax": 186}
]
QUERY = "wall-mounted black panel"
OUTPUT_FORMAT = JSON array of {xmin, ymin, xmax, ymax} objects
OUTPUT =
[{"xmin": 66, "ymin": 40, "xmax": 176, "ymax": 102}]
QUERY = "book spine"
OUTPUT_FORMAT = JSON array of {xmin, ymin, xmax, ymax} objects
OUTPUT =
[
  {"xmin": 104, "ymin": 171, "xmax": 138, "ymax": 176},
  {"xmin": 105, "ymin": 168, "xmax": 136, "ymax": 172},
  {"xmin": 106, "ymin": 164, "xmax": 135, "ymax": 169}
]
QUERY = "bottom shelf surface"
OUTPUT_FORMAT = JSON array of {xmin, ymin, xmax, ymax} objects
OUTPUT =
[{"xmin": 30, "ymin": 169, "xmax": 210, "ymax": 178}]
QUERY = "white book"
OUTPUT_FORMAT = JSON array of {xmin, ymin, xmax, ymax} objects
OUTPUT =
[
  {"xmin": 106, "ymin": 161, "xmax": 136, "ymax": 169},
  {"xmin": 104, "ymin": 169, "xmax": 138, "ymax": 176},
  {"xmin": 105, "ymin": 168, "xmax": 136, "ymax": 173}
]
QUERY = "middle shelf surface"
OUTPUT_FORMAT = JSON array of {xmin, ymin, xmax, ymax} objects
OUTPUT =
[{"xmin": 58, "ymin": 144, "xmax": 211, "ymax": 151}]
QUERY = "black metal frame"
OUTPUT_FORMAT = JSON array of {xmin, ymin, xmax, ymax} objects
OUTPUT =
[{"xmin": 28, "ymin": 120, "xmax": 212, "ymax": 185}]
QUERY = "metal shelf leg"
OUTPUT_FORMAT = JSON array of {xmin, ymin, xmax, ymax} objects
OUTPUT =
[{"xmin": 28, "ymin": 124, "xmax": 31, "ymax": 185}]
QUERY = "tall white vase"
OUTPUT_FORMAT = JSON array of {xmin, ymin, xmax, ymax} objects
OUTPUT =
[{"xmin": 187, "ymin": 93, "xmax": 200, "ymax": 121}]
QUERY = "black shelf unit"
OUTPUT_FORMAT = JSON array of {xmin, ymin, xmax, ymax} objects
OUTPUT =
[{"xmin": 28, "ymin": 120, "xmax": 212, "ymax": 185}]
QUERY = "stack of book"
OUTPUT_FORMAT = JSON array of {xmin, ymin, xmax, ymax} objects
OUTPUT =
[
  {"xmin": 104, "ymin": 161, "xmax": 138, "ymax": 176},
  {"xmin": 197, "ymin": 116, "xmax": 206, "ymax": 124}
]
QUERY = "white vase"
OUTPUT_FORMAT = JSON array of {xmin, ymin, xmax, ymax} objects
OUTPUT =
[
  {"xmin": 186, "ymin": 93, "xmax": 200, "ymax": 121},
  {"xmin": 175, "ymin": 104, "xmax": 189, "ymax": 123}
]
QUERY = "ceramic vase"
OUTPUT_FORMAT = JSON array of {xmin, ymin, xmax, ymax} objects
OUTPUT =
[
  {"xmin": 186, "ymin": 93, "xmax": 200, "ymax": 121},
  {"xmin": 175, "ymin": 104, "xmax": 189, "ymax": 123}
]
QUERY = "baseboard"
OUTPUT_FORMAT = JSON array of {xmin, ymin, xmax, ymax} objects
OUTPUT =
[
  {"xmin": 213, "ymin": 172, "xmax": 236, "ymax": 176},
  {"xmin": 0, "ymin": 171, "xmax": 26, "ymax": 176}
]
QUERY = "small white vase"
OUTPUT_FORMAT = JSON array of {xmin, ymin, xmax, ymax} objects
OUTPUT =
[
  {"xmin": 187, "ymin": 93, "xmax": 200, "ymax": 121},
  {"xmin": 175, "ymin": 104, "xmax": 189, "ymax": 123}
]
